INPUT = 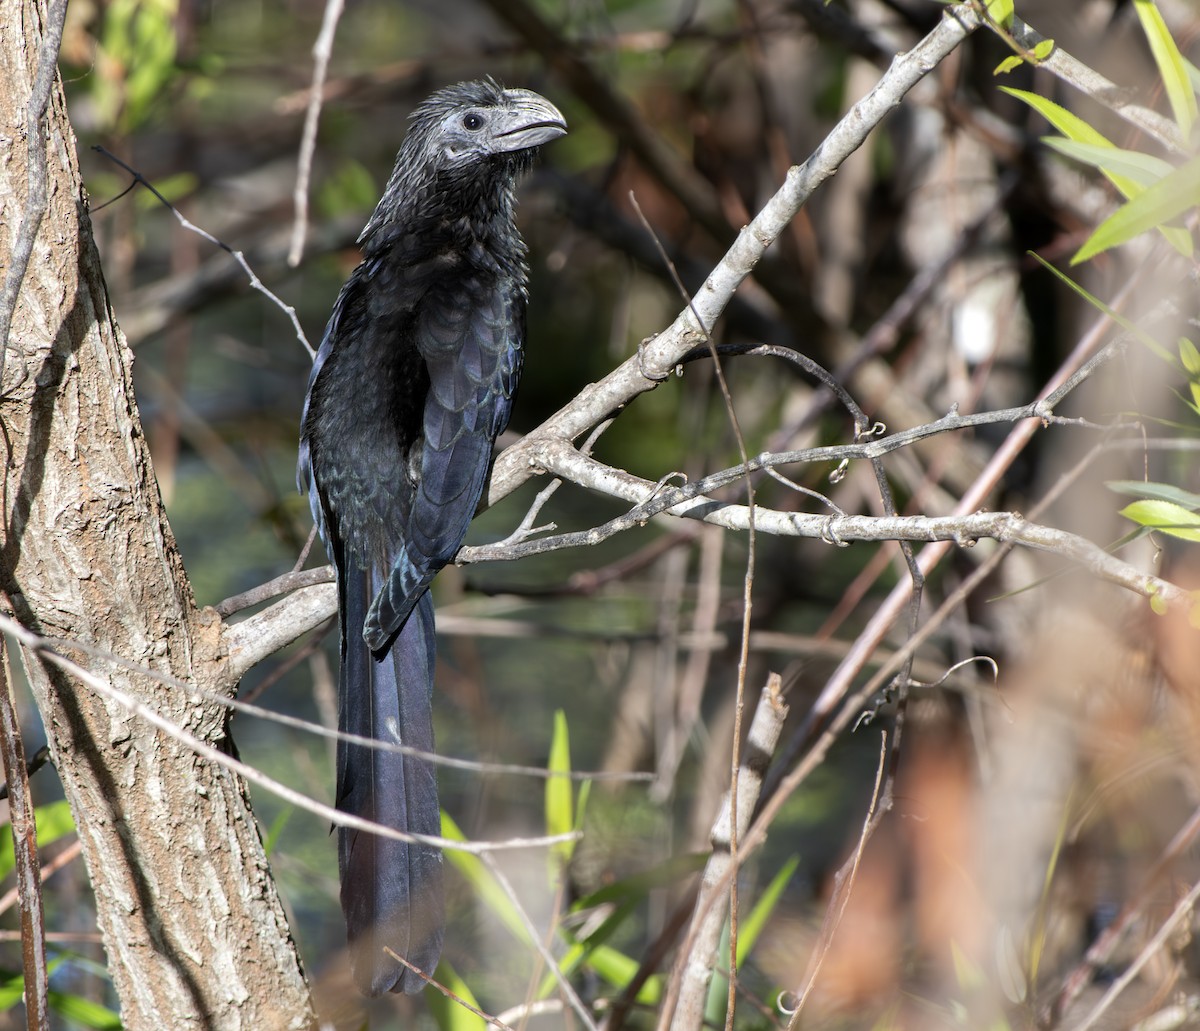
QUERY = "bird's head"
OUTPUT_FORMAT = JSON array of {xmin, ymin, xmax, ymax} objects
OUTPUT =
[
  {"xmin": 365, "ymin": 78, "xmax": 566, "ymax": 240},
  {"xmin": 400, "ymin": 78, "xmax": 567, "ymax": 189}
]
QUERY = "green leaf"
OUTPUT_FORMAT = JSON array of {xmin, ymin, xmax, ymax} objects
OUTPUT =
[
  {"xmin": 735, "ymin": 855, "xmax": 800, "ymax": 966},
  {"xmin": 427, "ymin": 961, "xmax": 488, "ymax": 1030},
  {"xmin": 47, "ymin": 992, "xmax": 123, "ymax": 1030},
  {"xmin": 994, "ymin": 55, "xmax": 1024, "ymax": 76},
  {"xmin": 545, "ymin": 710, "xmax": 574, "ymax": 871},
  {"xmin": 1120, "ymin": 500, "xmax": 1200, "ymax": 541},
  {"xmin": 1032, "ymin": 39, "xmax": 1055, "ymax": 62},
  {"xmin": 1107, "ymin": 480, "xmax": 1200, "ymax": 510},
  {"xmin": 0, "ymin": 800, "xmax": 76, "ymax": 880},
  {"xmin": 441, "ymin": 813, "xmax": 531, "ymax": 945},
  {"xmin": 1041, "ymin": 138, "xmax": 1175, "ymax": 187},
  {"xmin": 1134, "ymin": 0, "xmax": 1197, "ymax": 136},
  {"xmin": 573, "ymin": 851, "xmax": 706, "ymax": 909},
  {"xmin": 261, "ymin": 806, "xmax": 290, "ymax": 856},
  {"xmin": 0, "ymin": 971, "xmax": 24, "ymax": 1010},
  {"xmin": 585, "ymin": 944, "xmax": 661, "ymax": 1003},
  {"xmin": 998, "ymin": 87, "xmax": 1185, "ymax": 249},
  {"xmin": 1073, "ymin": 152, "xmax": 1200, "ymax": 264},
  {"xmin": 985, "ymin": 0, "xmax": 1014, "ymax": 28},
  {"xmin": 1001, "ymin": 87, "xmax": 1115, "ymax": 148},
  {"xmin": 1029, "ymin": 252, "xmax": 1175, "ymax": 362},
  {"xmin": 1180, "ymin": 337, "xmax": 1200, "ymax": 376}
]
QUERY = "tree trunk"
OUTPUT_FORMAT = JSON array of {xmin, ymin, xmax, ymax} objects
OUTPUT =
[{"xmin": 0, "ymin": 2, "xmax": 315, "ymax": 1027}]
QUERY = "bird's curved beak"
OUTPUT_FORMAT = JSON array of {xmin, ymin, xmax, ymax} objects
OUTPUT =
[{"xmin": 493, "ymin": 89, "xmax": 568, "ymax": 153}]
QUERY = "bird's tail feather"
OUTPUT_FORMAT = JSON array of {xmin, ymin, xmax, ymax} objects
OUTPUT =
[{"xmin": 337, "ymin": 566, "xmax": 443, "ymax": 995}]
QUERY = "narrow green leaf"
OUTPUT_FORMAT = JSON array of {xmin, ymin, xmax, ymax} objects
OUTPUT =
[
  {"xmin": 0, "ymin": 971, "xmax": 24, "ymax": 1010},
  {"xmin": 47, "ymin": 992, "xmax": 123, "ymax": 1030},
  {"xmin": 1185, "ymin": 56, "xmax": 1200, "ymax": 97},
  {"xmin": 1029, "ymin": 252, "xmax": 1175, "ymax": 362},
  {"xmin": 994, "ymin": 55, "xmax": 1024, "ymax": 76},
  {"xmin": 735, "ymin": 855, "xmax": 800, "ymax": 967},
  {"xmin": 1134, "ymin": 0, "xmax": 1197, "ymax": 136},
  {"xmin": 537, "ymin": 897, "xmax": 639, "ymax": 998},
  {"xmin": 1041, "ymin": 138, "xmax": 1175, "ymax": 187},
  {"xmin": 1001, "ymin": 87, "xmax": 1114, "ymax": 147},
  {"xmin": 1120, "ymin": 500, "xmax": 1200, "ymax": 541},
  {"xmin": 586, "ymin": 944, "xmax": 661, "ymax": 1003},
  {"xmin": 427, "ymin": 961, "xmax": 488, "ymax": 1031},
  {"xmin": 1191, "ymin": 381, "xmax": 1200, "ymax": 412},
  {"xmin": 1106, "ymin": 480, "xmax": 1200, "ymax": 510},
  {"xmin": 573, "ymin": 851, "xmax": 706, "ymax": 910},
  {"xmin": 0, "ymin": 800, "xmax": 76, "ymax": 881},
  {"xmin": 545, "ymin": 710, "xmax": 574, "ymax": 871},
  {"xmin": 261, "ymin": 806, "xmax": 290, "ymax": 856},
  {"xmin": 1072, "ymin": 154, "xmax": 1200, "ymax": 263},
  {"xmin": 441, "ymin": 812, "xmax": 531, "ymax": 944},
  {"xmin": 1180, "ymin": 337, "xmax": 1200, "ymax": 375}
]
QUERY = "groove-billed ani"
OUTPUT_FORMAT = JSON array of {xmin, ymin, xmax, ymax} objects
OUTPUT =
[{"xmin": 299, "ymin": 79, "xmax": 566, "ymax": 996}]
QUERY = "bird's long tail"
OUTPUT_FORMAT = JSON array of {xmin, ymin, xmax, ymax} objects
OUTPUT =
[{"xmin": 337, "ymin": 565, "xmax": 444, "ymax": 995}]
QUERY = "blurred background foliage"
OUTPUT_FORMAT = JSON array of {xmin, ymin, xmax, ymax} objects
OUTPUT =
[{"xmin": 6, "ymin": 0, "xmax": 1200, "ymax": 1028}]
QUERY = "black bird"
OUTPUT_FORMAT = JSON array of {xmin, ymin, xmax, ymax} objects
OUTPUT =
[{"xmin": 299, "ymin": 79, "xmax": 566, "ymax": 996}]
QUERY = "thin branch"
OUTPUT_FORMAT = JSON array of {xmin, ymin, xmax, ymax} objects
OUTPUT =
[
  {"xmin": 287, "ymin": 0, "xmax": 345, "ymax": 267},
  {"xmin": 46, "ymin": 624, "xmax": 650, "ymax": 783},
  {"xmin": 0, "ymin": 614, "xmax": 576, "ymax": 856},
  {"xmin": 665, "ymin": 676, "xmax": 789, "ymax": 1031},
  {"xmin": 0, "ymin": 634, "xmax": 48, "ymax": 1031},
  {"xmin": 480, "ymin": 852, "xmax": 601, "ymax": 1031},
  {"xmin": 91, "ymin": 146, "xmax": 315, "ymax": 358},
  {"xmin": 1070, "ymin": 876, "xmax": 1200, "ymax": 1031},
  {"xmin": 0, "ymin": 0, "xmax": 67, "ymax": 389},
  {"xmin": 1001, "ymin": 14, "xmax": 1186, "ymax": 154},
  {"xmin": 485, "ymin": 2, "xmax": 984, "ymax": 507}
]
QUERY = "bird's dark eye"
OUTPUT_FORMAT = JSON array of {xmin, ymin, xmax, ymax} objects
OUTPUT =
[{"xmin": 462, "ymin": 113, "xmax": 484, "ymax": 131}]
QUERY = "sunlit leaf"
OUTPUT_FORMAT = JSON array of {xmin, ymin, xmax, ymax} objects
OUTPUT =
[
  {"xmin": 994, "ymin": 55, "xmax": 1024, "ymax": 76},
  {"xmin": 1133, "ymin": 0, "xmax": 1197, "ymax": 136},
  {"xmin": 1107, "ymin": 480, "xmax": 1200, "ymax": 510},
  {"xmin": 1041, "ymin": 138, "xmax": 1175, "ymax": 186},
  {"xmin": 1180, "ymin": 337, "xmax": 1200, "ymax": 375},
  {"xmin": 985, "ymin": 0, "xmax": 1014, "ymax": 28},
  {"xmin": 47, "ymin": 992, "xmax": 123, "ymax": 1030},
  {"xmin": 735, "ymin": 855, "xmax": 800, "ymax": 967},
  {"xmin": 1029, "ymin": 253, "xmax": 1175, "ymax": 362},
  {"xmin": 0, "ymin": 800, "xmax": 76, "ymax": 881},
  {"xmin": 441, "ymin": 813, "xmax": 530, "ymax": 944},
  {"xmin": 427, "ymin": 962, "xmax": 488, "ymax": 1031},
  {"xmin": 1072, "ymin": 154, "xmax": 1200, "ymax": 263},
  {"xmin": 1120, "ymin": 500, "xmax": 1200, "ymax": 541},
  {"xmin": 545, "ymin": 710, "xmax": 574, "ymax": 871}
]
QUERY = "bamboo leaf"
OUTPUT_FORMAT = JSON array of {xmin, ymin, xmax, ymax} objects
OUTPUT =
[
  {"xmin": 1073, "ymin": 154, "xmax": 1200, "ymax": 263},
  {"xmin": 1133, "ymin": 0, "xmax": 1197, "ymax": 136},
  {"xmin": 1107, "ymin": 479, "xmax": 1200, "ymax": 510},
  {"xmin": 1041, "ymin": 138, "xmax": 1175, "ymax": 186},
  {"xmin": 545, "ymin": 709, "xmax": 574, "ymax": 871},
  {"xmin": 735, "ymin": 855, "xmax": 800, "ymax": 967},
  {"xmin": 427, "ymin": 962, "xmax": 488, "ymax": 1031}
]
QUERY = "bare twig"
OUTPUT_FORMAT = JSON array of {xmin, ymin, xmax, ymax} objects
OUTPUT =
[
  {"xmin": 0, "ymin": 613, "xmax": 576, "ymax": 856},
  {"xmin": 664, "ymin": 676, "xmax": 789, "ymax": 1031},
  {"xmin": 287, "ymin": 0, "xmax": 345, "ymax": 266},
  {"xmin": 485, "ymin": 3, "xmax": 984, "ymax": 507},
  {"xmin": 0, "ymin": 634, "xmax": 48, "ymax": 1031},
  {"xmin": 91, "ymin": 146, "xmax": 315, "ymax": 358}
]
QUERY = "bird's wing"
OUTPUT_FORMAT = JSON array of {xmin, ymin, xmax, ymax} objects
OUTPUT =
[{"xmin": 362, "ymin": 278, "xmax": 524, "ymax": 651}]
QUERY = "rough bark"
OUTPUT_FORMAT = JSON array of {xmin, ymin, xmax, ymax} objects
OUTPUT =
[{"xmin": 0, "ymin": 1, "xmax": 315, "ymax": 1027}]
